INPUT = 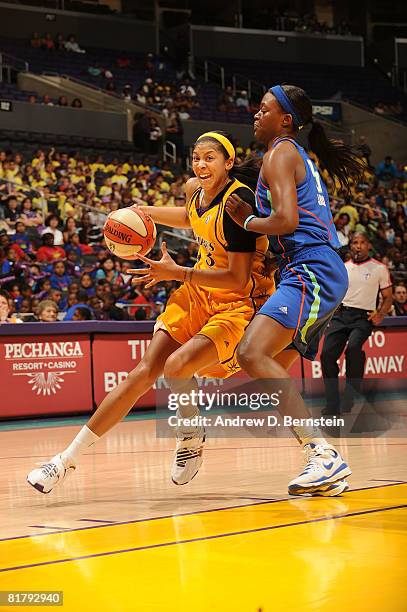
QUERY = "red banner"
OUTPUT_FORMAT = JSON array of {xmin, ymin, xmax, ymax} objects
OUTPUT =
[
  {"xmin": 0, "ymin": 326, "xmax": 404, "ymax": 419},
  {"xmin": 0, "ymin": 335, "xmax": 92, "ymax": 418},
  {"xmin": 92, "ymin": 333, "xmax": 156, "ymax": 408},
  {"xmin": 303, "ymin": 328, "xmax": 406, "ymax": 392},
  {"xmin": 91, "ymin": 332, "xmax": 303, "ymax": 410}
]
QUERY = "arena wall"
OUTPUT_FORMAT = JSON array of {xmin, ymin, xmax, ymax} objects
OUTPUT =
[
  {"xmin": 0, "ymin": 100, "xmax": 128, "ymax": 140},
  {"xmin": 0, "ymin": 320, "xmax": 405, "ymax": 419},
  {"xmin": 0, "ymin": 1, "xmax": 155, "ymax": 52},
  {"xmin": 190, "ymin": 25, "xmax": 364, "ymax": 67}
]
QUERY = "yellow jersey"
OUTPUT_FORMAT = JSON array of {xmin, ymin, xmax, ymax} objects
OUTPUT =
[{"xmin": 187, "ymin": 178, "xmax": 274, "ymax": 307}]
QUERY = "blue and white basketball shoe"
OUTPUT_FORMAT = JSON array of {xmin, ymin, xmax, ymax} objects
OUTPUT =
[
  {"xmin": 288, "ymin": 442, "xmax": 351, "ymax": 495},
  {"xmin": 311, "ymin": 480, "xmax": 350, "ymax": 496}
]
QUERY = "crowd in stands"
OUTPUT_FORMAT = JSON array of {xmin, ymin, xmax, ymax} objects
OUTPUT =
[
  {"xmin": 10, "ymin": 34, "xmax": 405, "ymax": 126},
  {"xmin": 31, "ymin": 32, "xmax": 86, "ymax": 54},
  {"xmin": 0, "ymin": 147, "xmax": 197, "ymax": 323},
  {"xmin": 242, "ymin": 11, "xmax": 353, "ymax": 35},
  {"xmin": 0, "ymin": 142, "xmax": 406, "ymax": 324}
]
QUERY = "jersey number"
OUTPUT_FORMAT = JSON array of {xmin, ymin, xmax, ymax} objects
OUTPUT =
[
  {"xmin": 197, "ymin": 249, "xmax": 216, "ymax": 267},
  {"xmin": 307, "ymin": 160, "xmax": 326, "ymax": 206}
]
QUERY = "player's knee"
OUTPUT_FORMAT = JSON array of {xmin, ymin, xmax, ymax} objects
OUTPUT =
[
  {"xmin": 163, "ymin": 351, "xmax": 190, "ymax": 380},
  {"xmin": 236, "ymin": 342, "xmax": 257, "ymax": 373},
  {"xmin": 127, "ymin": 361, "xmax": 157, "ymax": 389}
]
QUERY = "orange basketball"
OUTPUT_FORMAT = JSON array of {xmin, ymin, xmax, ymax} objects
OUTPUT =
[{"xmin": 103, "ymin": 206, "xmax": 156, "ymax": 260}]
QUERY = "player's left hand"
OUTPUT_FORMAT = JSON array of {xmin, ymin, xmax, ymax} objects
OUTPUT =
[
  {"xmin": 128, "ymin": 242, "xmax": 180, "ymax": 288},
  {"xmin": 368, "ymin": 310, "xmax": 385, "ymax": 326},
  {"xmin": 225, "ymin": 193, "xmax": 254, "ymax": 228}
]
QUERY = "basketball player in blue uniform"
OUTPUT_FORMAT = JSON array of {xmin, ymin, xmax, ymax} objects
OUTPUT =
[{"xmin": 226, "ymin": 85, "xmax": 365, "ymax": 496}]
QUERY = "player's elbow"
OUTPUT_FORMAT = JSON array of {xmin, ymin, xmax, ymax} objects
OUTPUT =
[
  {"xmin": 279, "ymin": 216, "xmax": 298, "ymax": 234},
  {"xmin": 283, "ymin": 209, "xmax": 299, "ymax": 233}
]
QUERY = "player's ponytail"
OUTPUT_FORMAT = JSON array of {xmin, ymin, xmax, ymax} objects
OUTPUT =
[
  {"xmin": 230, "ymin": 156, "xmax": 261, "ymax": 191},
  {"xmin": 282, "ymin": 85, "xmax": 365, "ymax": 192}
]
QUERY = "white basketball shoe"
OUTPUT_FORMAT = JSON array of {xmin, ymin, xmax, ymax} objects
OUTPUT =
[
  {"xmin": 311, "ymin": 480, "xmax": 350, "ymax": 496},
  {"xmin": 288, "ymin": 442, "xmax": 351, "ymax": 496},
  {"xmin": 27, "ymin": 454, "xmax": 75, "ymax": 494},
  {"xmin": 171, "ymin": 427, "xmax": 205, "ymax": 485}
]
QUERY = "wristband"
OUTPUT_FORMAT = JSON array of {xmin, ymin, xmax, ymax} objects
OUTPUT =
[{"xmin": 243, "ymin": 214, "xmax": 256, "ymax": 230}]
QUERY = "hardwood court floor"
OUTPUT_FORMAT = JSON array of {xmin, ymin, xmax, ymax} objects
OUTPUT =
[{"xmin": 0, "ymin": 418, "xmax": 406, "ymax": 611}]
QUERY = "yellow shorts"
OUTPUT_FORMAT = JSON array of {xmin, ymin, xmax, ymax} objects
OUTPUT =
[{"xmin": 155, "ymin": 283, "xmax": 258, "ymax": 378}]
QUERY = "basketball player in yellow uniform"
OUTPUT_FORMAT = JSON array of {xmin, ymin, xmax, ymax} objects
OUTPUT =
[{"xmin": 27, "ymin": 131, "xmax": 275, "ymax": 492}]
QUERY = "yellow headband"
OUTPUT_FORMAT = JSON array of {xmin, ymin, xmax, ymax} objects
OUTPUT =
[{"xmin": 196, "ymin": 132, "xmax": 235, "ymax": 161}]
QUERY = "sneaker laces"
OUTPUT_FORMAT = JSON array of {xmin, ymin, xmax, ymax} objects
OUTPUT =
[
  {"xmin": 35, "ymin": 462, "xmax": 61, "ymax": 480},
  {"xmin": 302, "ymin": 444, "xmax": 331, "ymax": 474}
]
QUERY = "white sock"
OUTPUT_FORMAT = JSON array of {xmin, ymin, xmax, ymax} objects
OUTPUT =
[
  {"xmin": 176, "ymin": 407, "xmax": 200, "ymax": 437},
  {"xmin": 60, "ymin": 425, "xmax": 99, "ymax": 467},
  {"xmin": 292, "ymin": 425, "xmax": 328, "ymax": 448}
]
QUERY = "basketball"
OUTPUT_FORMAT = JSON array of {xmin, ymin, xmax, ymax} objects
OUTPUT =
[{"xmin": 103, "ymin": 206, "xmax": 157, "ymax": 260}]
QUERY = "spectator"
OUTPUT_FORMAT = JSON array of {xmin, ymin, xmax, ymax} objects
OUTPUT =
[
  {"xmin": 102, "ymin": 293, "xmax": 125, "ymax": 320},
  {"xmin": 19, "ymin": 298, "xmax": 36, "ymax": 321},
  {"xmin": 375, "ymin": 156, "xmax": 397, "ymax": 186},
  {"xmin": 43, "ymin": 214, "xmax": 64, "ymax": 245},
  {"xmin": 79, "ymin": 273, "xmax": 95, "ymax": 297},
  {"xmin": 388, "ymin": 251, "xmax": 406, "ymax": 282},
  {"xmin": 19, "ymin": 197, "xmax": 42, "ymax": 227},
  {"xmin": 55, "ymin": 33, "xmax": 65, "ymax": 51},
  {"xmin": 42, "ymin": 95, "xmax": 54, "ymax": 106},
  {"xmin": 64, "ymin": 34, "xmax": 85, "ymax": 54},
  {"xmin": 50, "ymin": 261, "xmax": 71, "ymax": 292},
  {"xmin": 63, "ymin": 290, "xmax": 93, "ymax": 320},
  {"xmin": 35, "ymin": 277, "xmax": 52, "ymax": 300},
  {"xmin": 0, "ymin": 245, "xmax": 25, "ymax": 275},
  {"xmin": 335, "ymin": 198, "xmax": 359, "ymax": 231},
  {"xmin": 36, "ymin": 233, "xmax": 66, "ymax": 263},
  {"xmin": 72, "ymin": 306, "xmax": 93, "ymax": 321},
  {"xmin": 177, "ymin": 105, "xmax": 190, "ymax": 121},
  {"xmin": 41, "ymin": 33, "xmax": 55, "ymax": 51},
  {"xmin": 95, "ymin": 256, "xmax": 122, "ymax": 285},
  {"xmin": 0, "ymin": 289, "xmax": 22, "ymax": 324},
  {"xmin": 334, "ymin": 213, "xmax": 351, "ymax": 247},
  {"xmin": 390, "ymin": 284, "xmax": 407, "ymax": 316},
  {"xmin": 72, "ymin": 98, "xmax": 83, "ymax": 109},
  {"xmin": 48, "ymin": 289, "xmax": 63, "ymax": 310},
  {"xmin": 63, "ymin": 217, "xmax": 78, "ymax": 243},
  {"xmin": 3, "ymin": 197, "xmax": 20, "ymax": 230},
  {"xmin": 36, "ymin": 299, "xmax": 58, "ymax": 322},
  {"xmin": 179, "ymin": 78, "xmax": 196, "ymax": 98},
  {"xmin": 217, "ymin": 85, "xmax": 236, "ymax": 112},
  {"xmin": 30, "ymin": 32, "xmax": 42, "ymax": 49},
  {"xmin": 149, "ymin": 118, "xmax": 163, "ymax": 156},
  {"xmin": 236, "ymin": 90, "xmax": 250, "ymax": 110},
  {"xmin": 12, "ymin": 221, "xmax": 33, "ymax": 255},
  {"xmin": 58, "ymin": 96, "xmax": 69, "ymax": 107}
]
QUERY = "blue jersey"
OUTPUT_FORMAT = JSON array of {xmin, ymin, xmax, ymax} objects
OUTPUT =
[{"xmin": 255, "ymin": 137, "xmax": 340, "ymax": 259}]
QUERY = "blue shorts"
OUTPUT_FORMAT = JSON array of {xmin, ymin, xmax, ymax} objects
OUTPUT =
[{"xmin": 258, "ymin": 246, "xmax": 349, "ymax": 360}]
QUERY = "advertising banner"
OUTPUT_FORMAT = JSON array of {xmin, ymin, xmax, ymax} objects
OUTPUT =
[
  {"xmin": 91, "ymin": 333, "xmax": 304, "ymax": 409},
  {"xmin": 312, "ymin": 101, "xmax": 342, "ymax": 122},
  {"xmin": 303, "ymin": 328, "xmax": 406, "ymax": 393},
  {"xmin": 92, "ymin": 333, "xmax": 156, "ymax": 407},
  {"xmin": 0, "ymin": 334, "xmax": 92, "ymax": 418}
]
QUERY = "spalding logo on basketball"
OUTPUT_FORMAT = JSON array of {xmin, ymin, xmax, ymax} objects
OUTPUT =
[{"xmin": 103, "ymin": 205, "xmax": 157, "ymax": 260}]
